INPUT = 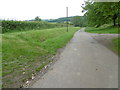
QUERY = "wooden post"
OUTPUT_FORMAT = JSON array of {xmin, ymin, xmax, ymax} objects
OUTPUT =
[{"xmin": 66, "ymin": 7, "xmax": 68, "ymax": 32}]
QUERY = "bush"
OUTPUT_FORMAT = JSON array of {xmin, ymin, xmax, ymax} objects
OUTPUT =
[{"xmin": 2, "ymin": 20, "xmax": 59, "ymax": 33}]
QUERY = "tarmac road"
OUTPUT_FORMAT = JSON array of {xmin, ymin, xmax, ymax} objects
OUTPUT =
[{"xmin": 31, "ymin": 28, "xmax": 118, "ymax": 88}]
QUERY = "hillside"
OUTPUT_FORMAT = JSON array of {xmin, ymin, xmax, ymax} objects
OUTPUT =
[{"xmin": 43, "ymin": 17, "xmax": 73, "ymax": 23}]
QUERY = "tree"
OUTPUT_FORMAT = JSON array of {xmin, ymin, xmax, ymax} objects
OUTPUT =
[
  {"xmin": 82, "ymin": 1, "xmax": 119, "ymax": 27},
  {"xmin": 71, "ymin": 16, "xmax": 87, "ymax": 27},
  {"xmin": 72, "ymin": 16, "xmax": 81, "ymax": 27},
  {"xmin": 34, "ymin": 16, "xmax": 41, "ymax": 21}
]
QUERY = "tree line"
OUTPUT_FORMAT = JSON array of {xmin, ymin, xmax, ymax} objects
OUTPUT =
[
  {"xmin": 82, "ymin": 1, "xmax": 120, "ymax": 27},
  {"xmin": 44, "ymin": 16, "xmax": 87, "ymax": 27}
]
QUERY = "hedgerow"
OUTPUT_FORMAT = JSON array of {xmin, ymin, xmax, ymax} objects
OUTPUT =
[{"xmin": 2, "ymin": 20, "xmax": 59, "ymax": 33}]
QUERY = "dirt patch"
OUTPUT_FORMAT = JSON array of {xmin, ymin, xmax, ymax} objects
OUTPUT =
[
  {"xmin": 2, "ymin": 54, "xmax": 54, "ymax": 88},
  {"xmin": 89, "ymin": 33, "xmax": 119, "ymax": 55}
]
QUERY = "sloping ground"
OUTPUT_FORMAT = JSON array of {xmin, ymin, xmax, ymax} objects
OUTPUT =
[{"xmin": 2, "ymin": 27, "xmax": 79, "ymax": 88}]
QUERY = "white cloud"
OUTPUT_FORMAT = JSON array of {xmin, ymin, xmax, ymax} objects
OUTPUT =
[{"xmin": 0, "ymin": 0, "xmax": 85, "ymax": 20}]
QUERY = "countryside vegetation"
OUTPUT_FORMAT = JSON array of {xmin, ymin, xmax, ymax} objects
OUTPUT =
[
  {"xmin": 2, "ymin": 17, "xmax": 80, "ymax": 87},
  {"xmin": 1, "ymin": 1, "xmax": 120, "ymax": 88},
  {"xmin": 82, "ymin": 1, "xmax": 120, "ymax": 53}
]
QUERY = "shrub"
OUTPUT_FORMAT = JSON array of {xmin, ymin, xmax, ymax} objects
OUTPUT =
[{"xmin": 2, "ymin": 20, "xmax": 59, "ymax": 33}]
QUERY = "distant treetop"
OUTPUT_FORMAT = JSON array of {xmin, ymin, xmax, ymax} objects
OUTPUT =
[{"xmin": 34, "ymin": 16, "xmax": 41, "ymax": 21}]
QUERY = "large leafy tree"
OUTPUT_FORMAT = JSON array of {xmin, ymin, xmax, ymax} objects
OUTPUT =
[
  {"xmin": 71, "ymin": 16, "xmax": 87, "ymax": 27},
  {"xmin": 34, "ymin": 16, "xmax": 41, "ymax": 21},
  {"xmin": 82, "ymin": 1, "xmax": 119, "ymax": 27}
]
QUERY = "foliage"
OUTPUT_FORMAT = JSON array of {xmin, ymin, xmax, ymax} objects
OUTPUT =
[
  {"xmin": 34, "ymin": 16, "xmax": 41, "ymax": 21},
  {"xmin": 2, "ymin": 20, "xmax": 59, "ymax": 33},
  {"xmin": 2, "ymin": 27, "xmax": 80, "ymax": 88},
  {"xmin": 44, "ymin": 16, "xmax": 87, "ymax": 27},
  {"xmin": 71, "ymin": 16, "xmax": 87, "ymax": 27},
  {"xmin": 82, "ymin": 1, "xmax": 119, "ymax": 27},
  {"xmin": 44, "ymin": 17, "xmax": 72, "ymax": 23}
]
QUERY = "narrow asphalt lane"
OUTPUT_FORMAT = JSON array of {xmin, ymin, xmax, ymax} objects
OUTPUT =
[{"xmin": 31, "ymin": 28, "xmax": 118, "ymax": 88}]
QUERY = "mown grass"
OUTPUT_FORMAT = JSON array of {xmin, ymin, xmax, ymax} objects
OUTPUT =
[
  {"xmin": 112, "ymin": 38, "xmax": 120, "ymax": 54},
  {"xmin": 2, "ymin": 27, "xmax": 80, "ymax": 88},
  {"xmin": 85, "ymin": 26, "xmax": 119, "ymax": 34}
]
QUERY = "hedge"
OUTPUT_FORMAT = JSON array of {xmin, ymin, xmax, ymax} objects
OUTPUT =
[{"xmin": 2, "ymin": 20, "xmax": 59, "ymax": 33}]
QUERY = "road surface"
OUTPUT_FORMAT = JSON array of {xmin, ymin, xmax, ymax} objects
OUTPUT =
[{"xmin": 31, "ymin": 28, "xmax": 118, "ymax": 88}]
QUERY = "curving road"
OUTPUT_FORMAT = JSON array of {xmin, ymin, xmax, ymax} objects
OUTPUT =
[{"xmin": 31, "ymin": 28, "xmax": 118, "ymax": 88}]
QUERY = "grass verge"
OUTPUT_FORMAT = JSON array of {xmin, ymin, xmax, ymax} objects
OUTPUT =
[
  {"xmin": 112, "ymin": 38, "xmax": 120, "ymax": 54},
  {"xmin": 85, "ymin": 26, "xmax": 119, "ymax": 34},
  {"xmin": 2, "ymin": 27, "xmax": 80, "ymax": 88}
]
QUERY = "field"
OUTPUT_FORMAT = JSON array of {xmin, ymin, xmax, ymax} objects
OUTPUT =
[
  {"xmin": 85, "ymin": 26, "xmax": 119, "ymax": 54},
  {"xmin": 2, "ymin": 27, "xmax": 79, "ymax": 88}
]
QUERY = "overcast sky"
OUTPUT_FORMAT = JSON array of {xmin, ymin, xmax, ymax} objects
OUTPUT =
[{"xmin": 0, "ymin": 0, "xmax": 85, "ymax": 20}]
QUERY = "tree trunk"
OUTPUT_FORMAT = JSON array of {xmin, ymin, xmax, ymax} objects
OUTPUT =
[
  {"xmin": 113, "ymin": 18, "xmax": 116, "ymax": 26},
  {"xmin": 113, "ymin": 14, "xmax": 117, "ymax": 26}
]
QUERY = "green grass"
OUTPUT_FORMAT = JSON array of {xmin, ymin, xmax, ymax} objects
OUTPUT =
[
  {"xmin": 0, "ymin": 34, "xmax": 2, "ymax": 89},
  {"xmin": 112, "ymin": 38, "xmax": 120, "ymax": 54},
  {"xmin": 2, "ymin": 27, "xmax": 80, "ymax": 88},
  {"xmin": 85, "ymin": 26, "xmax": 119, "ymax": 34}
]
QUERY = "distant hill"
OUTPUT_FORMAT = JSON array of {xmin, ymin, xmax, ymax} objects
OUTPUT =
[
  {"xmin": 42, "ymin": 16, "xmax": 87, "ymax": 27},
  {"xmin": 43, "ymin": 16, "xmax": 76, "ymax": 23}
]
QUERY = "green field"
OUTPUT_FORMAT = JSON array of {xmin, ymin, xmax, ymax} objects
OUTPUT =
[
  {"xmin": 2, "ymin": 27, "xmax": 79, "ymax": 88},
  {"xmin": 85, "ymin": 26, "xmax": 119, "ymax": 34}
]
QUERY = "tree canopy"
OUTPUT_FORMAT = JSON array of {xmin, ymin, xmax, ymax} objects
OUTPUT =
[
  {"xmin": 71, "ymin": 16, "xmax": 87, "ymax": 27},
  {"xmin": 82, "ymin": 1, "xmax": 120, "ymax": 27},
  {"xmin": 34, "ymin": 16, "xmax": 41, "ymax": 21}
]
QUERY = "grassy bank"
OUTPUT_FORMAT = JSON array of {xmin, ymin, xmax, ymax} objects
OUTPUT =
[
  {"xmin": 85, "ymin": 26, "xmax": 119, "ymax": 34},
  {"xmin": 112, "ymin": 38, "xmax": 120, "ymax": 54},
  {"xmin": 2, "ymin": 27, "xmax": 79, "ymax": 88}
]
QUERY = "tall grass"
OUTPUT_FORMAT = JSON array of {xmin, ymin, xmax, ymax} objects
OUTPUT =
[{"xmin": 2, "ymin": 27, "xmax": 80, "ymax": 88}]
